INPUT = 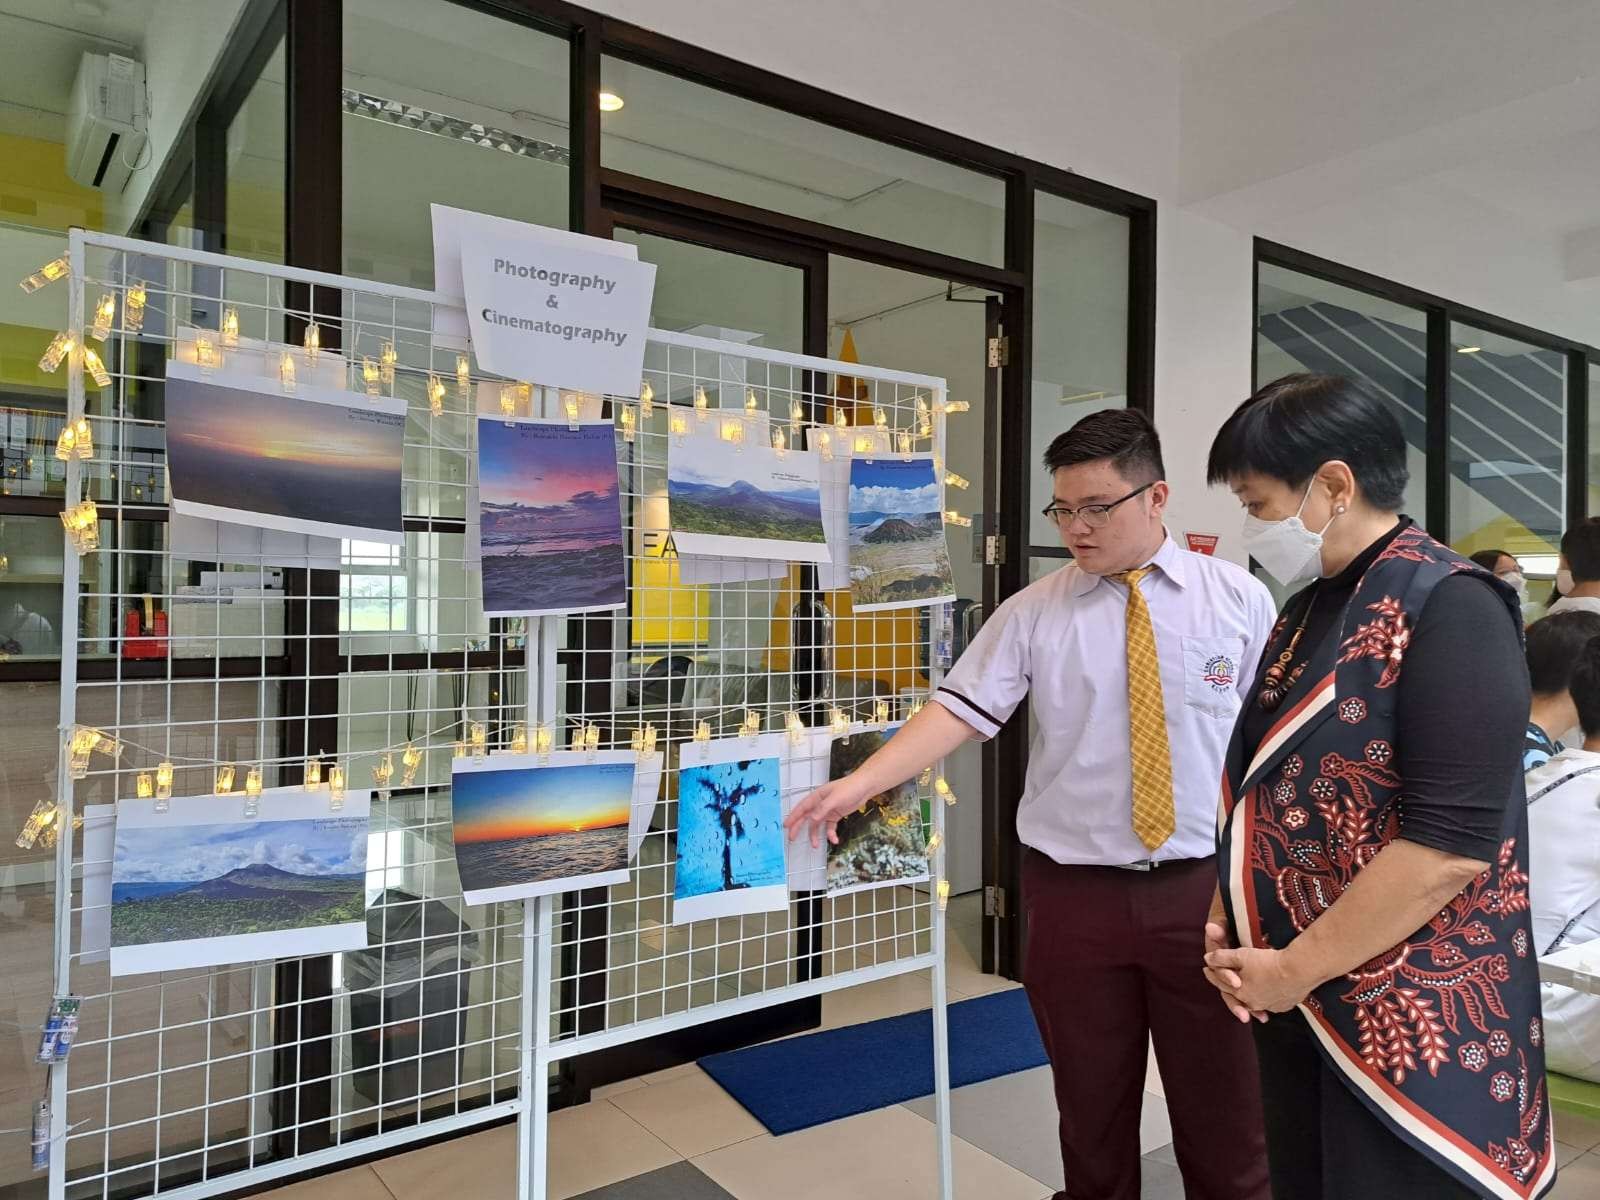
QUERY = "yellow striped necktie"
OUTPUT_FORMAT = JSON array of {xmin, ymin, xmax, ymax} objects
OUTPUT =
[{"xmin": 1110, "ymin": 567, "xmax": 1175, "ymax": 851}]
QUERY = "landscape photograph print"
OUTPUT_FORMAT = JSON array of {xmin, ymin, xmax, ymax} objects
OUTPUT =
[
  {"xmin": 109, "ymin": 789, "xmax": 371, "ymax": 975},
  {"xmin": 164, "ymin": 361, "xmax": 405, "ymax": 543},
  {"xmin": 673, "ymin": 735, "xmax": 789, "ymax": 924},
  {"xmin": 847, "ymin": 455, "xmax": 955, "ymax": 611},
  {"xmin": 668, "ymin": 426, "xmax": 831, "ymax": 563},
  {"xmin": 450, "ymin": 752, "xmax": 636, "ymax": 904},
  {"xmin": 477, "ymin": 418, "xmax": 626, "ymax": 617},
  {"xmin": 826, "ymin": 725, "xmax": 928, "ymax": 893}
]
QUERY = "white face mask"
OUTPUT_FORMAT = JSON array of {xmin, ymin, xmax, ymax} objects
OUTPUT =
[
  {"xmin": 1557, "ymin": 568, "xmax": 1574, "ymax": 596},
  {"xmin": 1240, "ymin": 478, "xmax": 1339, "ymax": 589},
  {"xmin": 1501, "ymin": 571, "xmax": 1529, "ymax": 603}
]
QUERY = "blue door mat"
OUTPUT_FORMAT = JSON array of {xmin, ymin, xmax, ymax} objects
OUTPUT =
[{"xmin": 698, "ymin": 987, "xmax": 1047, "ymax": 1135}]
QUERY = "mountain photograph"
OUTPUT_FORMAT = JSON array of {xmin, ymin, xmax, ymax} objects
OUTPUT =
[
  {"xmin": 111, "ymin": 815, "xmax": 368, "ymax": 948},
  {"xmin": 668, "ymin": 436, "xmax": 826, "ymax": 546},
  {"xmin": 847, "ymin": 457, "xmax": 956, "ymax": 610}
]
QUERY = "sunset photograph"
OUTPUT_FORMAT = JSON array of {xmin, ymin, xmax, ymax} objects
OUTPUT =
[
  {"xmin": 449, "ymin": 755, "xmax": 636, "ymax": 903},
  {"xmin": 165, "ymin": 364, "xmax": 405, "ymax": 541}
]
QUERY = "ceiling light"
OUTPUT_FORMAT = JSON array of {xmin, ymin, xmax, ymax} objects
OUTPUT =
[
  {"xmin": 598, "ymin": 92, "xmax": 625, "ymax": 113},
  {"xmin": 1457, "ymin": 345, "xmax": 1482, "ymax": 354}
]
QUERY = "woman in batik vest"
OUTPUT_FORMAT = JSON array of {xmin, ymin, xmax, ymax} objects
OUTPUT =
[{"xmin": 1200, "ymin": 374, "xmax": 1555, "ymax": 1200}]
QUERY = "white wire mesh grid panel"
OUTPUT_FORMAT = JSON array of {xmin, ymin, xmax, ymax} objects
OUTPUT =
[
  {"xmin": 546, "ymin": 333, "xmax": 952, "ymax": 1055},
  {"xmin": 48, "ymin": 233, "xmax": 957, "ymax": 1200}
]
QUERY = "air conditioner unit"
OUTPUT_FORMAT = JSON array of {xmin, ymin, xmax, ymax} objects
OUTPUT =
[{"xmin": 65, "ymin": 52, "xmax": 148, "ymax": 192}]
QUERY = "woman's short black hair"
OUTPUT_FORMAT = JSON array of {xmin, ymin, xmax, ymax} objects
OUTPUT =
[
  {"xmin": 1526, "ymin": 610, "xmax": 1600, "ymax": 697},
  {"xmin": 1206, "ymin": 374, "xmax": 1410, "ymax": 510},
  {"xmin": 1470, "ymin": 549, "xmax": 1514, "ymax": 573},
  {"xmin": 1042, "ymin": 407, "xmax": 1165, "ymax": 485},
  {"xmin": 1570, "ymin": 634, "xmax": 1600, "ymax": 738},
  {"xmin": 1561, "ymin": 518, "xmax": 1600, "ymax": 584}
]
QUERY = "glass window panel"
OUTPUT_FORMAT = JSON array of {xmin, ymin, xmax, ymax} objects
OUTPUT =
[
  {"xmin": 225, "ymin": 41, "xmax": 285, "ymax": 266},
  {"xmin": 601, "ymin": 57, "xmax": 1005, "ymax": 267},
  {"xmin": 1029, "ymin": 192, "xmax": 1130, "ymax": 545},
  {"xmin": 1448, "ymin": 321, "xmax": 1565, "ymax": 566},
  {"xmin": 342, "ymin": 0, "xmax": 568, "ymax": 287},
  {"xmin": 1590, "ymin": 361, "xmax": 1600, "ymax": 516},
  {"xmin": 1256, "ymin": 263, "xmax": 1430, "ymax": 521}
]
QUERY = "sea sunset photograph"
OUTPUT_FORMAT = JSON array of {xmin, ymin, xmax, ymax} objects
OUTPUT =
[
  {"xmin": 165, "ymin": 370, "xmax": 405, "ymax": 537},
  {"xmin": 450, "ymin": 759, "xmax": 634, "ymax": 899}
]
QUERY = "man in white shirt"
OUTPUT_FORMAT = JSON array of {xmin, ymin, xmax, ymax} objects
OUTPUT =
[
  {"xmin": 1547, "ymin": 518, "xmax": 1600, "ymax": 619},
  {"xmin": 1523, "ymin": 633, "xmax": 1600, "ymax": 1083},
  {"xmin": 787, "ymin": 409, "xmax": 1275, "ymax": 1200}
]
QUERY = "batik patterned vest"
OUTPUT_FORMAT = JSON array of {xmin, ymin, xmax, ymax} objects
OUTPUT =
[{"xmin": 1217, "ymin": 525, "xmax": 1555, "ymax": 1200}]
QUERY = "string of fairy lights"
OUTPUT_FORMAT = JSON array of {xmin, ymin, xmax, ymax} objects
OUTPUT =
[{"xmin": 14, "ymin": 249, "xmax": 970, "ymax": 916}]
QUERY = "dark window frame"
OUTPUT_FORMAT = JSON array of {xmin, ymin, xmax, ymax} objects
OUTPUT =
[{"xmin": 1255, "ymin": 238, "xmax": 1594, "ymax": 543}]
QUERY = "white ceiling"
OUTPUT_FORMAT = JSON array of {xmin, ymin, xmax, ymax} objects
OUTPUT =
[
  {"xmin": 0, "ymin": 0, "xmax": 154, "ymax": 135},
  {"xmin": 1060, "ymin": 0, "xmax": 1294, "ymax": 54}
]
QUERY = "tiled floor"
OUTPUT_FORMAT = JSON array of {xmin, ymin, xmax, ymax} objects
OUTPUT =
[{"xmin": 248, "ymin": 894, "xmax": 1600, "ymax": 1200}]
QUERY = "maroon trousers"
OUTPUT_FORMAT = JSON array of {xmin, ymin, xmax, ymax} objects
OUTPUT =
[{"xmin": 1022, "ymin": 849, "xmax": 1269, "ymax": 1200}]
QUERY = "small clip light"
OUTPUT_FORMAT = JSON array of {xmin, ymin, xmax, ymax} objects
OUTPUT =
[
  {"xmin": 789, "ymin": 398, "xmax": 805, "ymax": 424},
  {"xmin": 453, "ymin": 739, "xmax": 466, "ymax": 759},
  {"xmin": 943, "ymin": 468, "xmax": 970, "ymax": 490},
  {"xmin": 619, "ymin": 406, "xmax": 637, "ymax": 443},
  {"xmin": 817, "ymin": 429, "xmax": 834, "ymax": 461},
  {"xmin": 745, "ymin": 389, "xmax": 760, "ymax": 417},
  {"xmin": 873, "ymin": 699, "xmax": 891, "ymax": 727},
  {"xmin": 772, "ymin": 427, "xmax": 787, "ymax": 456},
  {"xmin": 916, "ymin": 395, "xmax": 931, "ymax": 418},
  {"xmin": 427, "ymin": 373, "xmax": 445, "ymax": 416},
  {"xmin": 873, "ymin": 406, "xmax": 888, "ymax": 430},
  {"xmin": 245, "ymin": 765, "xmax": 263, "ymax": 797},
  {"xmin": 71, "ymin": 417, "xmax": 92, "ymax": 461},
  {"xmin": 942, "ymin": 399, "xmax": 970, "ymax": 415},
  {"xmin": 91, "ymin": 293, "xmax": 117, "ymax": 342},
  {"xmin": 564, "ymin": 394, "xmax": 580, "ymax": 431},
  {"xmin": 155, "ymin": 761, "xmax": 174, "ymax": 804},
  {"xmin": 944, "ymin": 510, "xmax": 972, "ymax": 528},
  {"xmin": 38, "ymin": 331, "xmax": 74, "ymax": 374},
  {"xmin": 220, "ymin": 307, "xmax": 240, "ymax": 349},
  {"xmin": 720, "ymin": 417, "xmax": 745, "ymax": 449},
  {"xmin": 937, "ymin": 879, "xmax": 951, "ymax": 911},
  {"xmin": 54, "ymin": 425, "xmax": 77, "ymax": 463},
  {"xmin": 925, "ymin": 829, "xmax": 944, "ymax": 856},
  {"xmin": 499, "ymin": 383, "xmax": 520, "ymax": 424},
  {"xmin": 470, "ymin": 721, "xmax": 487, "ymax": 761},
  {"xmin": 82, "ymin": 347, "xmax": 110, "ymax": 388},
  {"xmin": 215, "ymin": 764, "xmax": 235, "ymax": 794},
  {"xmin": 639, "ymin": 379, "xmax": 655, "ymax": 417},
  {"xmin": 919, "ymin": 766, "xmax": 934, "ymax": 788},
  {"xmin": 740, "ymin": 709, "xmax": 761, "ymax": 739},
  {"xmin": 535, "ymin": 723, "xmax": 553, "ymax": 763},
  {"xmin": 373, "ymin": 753, "xmax": 394, "ymax": 796},
  {"xmin": 19, "ymin": 255, "xmax": 69, "ymax": 293},
  {"xmin": 194, "ymin": 336, "xmax": 217, "ymax": 372},
  {"xmin": 136, "ymin": 772, "xmax": 154, "ymax": 799},
  {"xmin": 14, "ymin": 797, "xmax": 54, "ymax": 850},
  {"xmin": 641, "ymin": 723, "xmax": 658, "ymax": 755},
  {"xmin": 629, "ymin": 728, "xmax": 644, "ymax": 754},
  {"xmin": 693, "ymin": 720, "xmax": 711, "ymax": 744},
  {"xmin": 402, "ymin": 743, "xmax": 423, "ymax": 787},
  {"xmin": 852, "ymin": 433, "xmax": 878, "ymax": 456},
  {"xmin": 694, "ymin": 387, "xmax": 709, "ymax": 421},
  {"xmin": 509, "ymin": 723, "xmax": 528, "ymax": 755},
  {"xmin": 362, "ymin": 356, "xmax": 381, "ymax": 398},
  {"xmin": 919, "ymin": 417, "xmax": 933, "ymax": 438},
  {"xmin": 785, "ymin": 711, "xmax": 806, "ymax": 745},
  {"xmin": 303, "ymin": 322, "xmax": 320, "ymax": 363},
  {"xmin": 455, "ymin": 353, "xmax": 471, "ymax": 397},
  {"xmin": 908, "ymin": 699, "xmax": 925, "ymax": 719},
  {"xmin": 583, "ymin": 724, "xmax": 602, "ymax": 753},
  {"xmin": 328, "ymin": 764, "xmax": 346, "ymax": 809},
  {"xmin": 380, "ymin": 339, "xmax": 397, "ymax": 385},
  {"xmin": 124, "ymin": 282, "xmax": 146, "ymax": 331},
  {"xmin": 833, "ymin": 407, "xmax": 848, "ymax": 431},
  {"xmin": 934, "ymin": 776, "xmax": 956, "ymax": 806},
  {"xmin": 896, "ymin": 431, "xmax": 913, "ymax": 459},
  {"xmin": 279, "ymin": 351, "xmax": 297, "ymax": 393},
  {"xmin": 60, "ymin": 499, "xmax": 100, "ymax": 555},
  {"xmin": 304, "ymin": 756, "xmax": 323, "ymax": 789}
]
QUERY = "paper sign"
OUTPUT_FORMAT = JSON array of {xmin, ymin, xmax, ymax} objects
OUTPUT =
[
  {"xmin": 459, "ymin": 226, "xmax": 656, "ymax": 396},
  {"xmin": 1185, "ymin": 532, "xmax": 1219, "ymax": 556}
]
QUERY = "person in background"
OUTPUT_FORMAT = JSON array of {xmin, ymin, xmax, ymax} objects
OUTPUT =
[
  {"xmin": 1523, "ymin": 611, "xmax": 1600, "ymax": 769},
  {"xmin": 1470, "ymin": 548, "xmax": 1525, "ymax": 596},
  {"xmin": 1522, "ymin": 633, "xmax": 1600, "ymax": 1083},
  {"xmin": 1548, "ymin": 518, "xmax": 1600, "ymax": 617},
  {"xmin": 787, "ymin": 408, "xmax": 1275, "ymax": 1200},
  {"xmin": 1202, "ymin": 373, "xmax": 1553, "ymax": 1200}
]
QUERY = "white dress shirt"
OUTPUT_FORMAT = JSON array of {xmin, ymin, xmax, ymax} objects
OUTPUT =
[
  {"xmin": 933, "ymin": 533, "xmax": 1277, "ymax": 866},
  {"xmin": 1524, "ymin": 748, "xmax": 1600, "ymax": 1082}
]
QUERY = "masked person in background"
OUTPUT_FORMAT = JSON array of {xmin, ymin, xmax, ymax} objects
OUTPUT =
[
  {"xmin": 1522, "ymin": 611, "xmax": 1600, "ymax": 769},
  {"xmin": 1471, "ymin": 548, "xmax": 1539, "ymax": 624},
  {"xmin": 1548, "ymin": 518, "xmax": 1600, "ymax": 618},
  {"xmin": 1203, "ymin": 373, "xmax": 1554, "ymax": 1200}
]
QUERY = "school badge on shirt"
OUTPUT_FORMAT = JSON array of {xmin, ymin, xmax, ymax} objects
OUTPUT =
[{"xmin": 1202, "ymin": 654, "xmax": 1237, "ymax": 692}]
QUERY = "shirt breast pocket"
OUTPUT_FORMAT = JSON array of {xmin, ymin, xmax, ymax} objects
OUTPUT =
[{"xmin": 1182, "ymin": 636, "xmax": 1246, "ymax": 719}]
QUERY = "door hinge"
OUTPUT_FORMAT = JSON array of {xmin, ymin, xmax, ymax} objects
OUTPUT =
[
  {"xmin": 986, "ymin": 334, "xmax": 1009, "ymax": 367},
  {"xmin": 983, "ymin": 884, "xmax": 1007, "ymax": 918},
  {"xmin": 983, "ymin": 534, "xmax": 1007, "ymax": 566}
]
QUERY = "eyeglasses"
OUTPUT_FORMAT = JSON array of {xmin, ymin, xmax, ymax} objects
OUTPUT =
[{"xmin": 1041, "ymin": 482, "xmax": 1154, "ymax": 530}]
